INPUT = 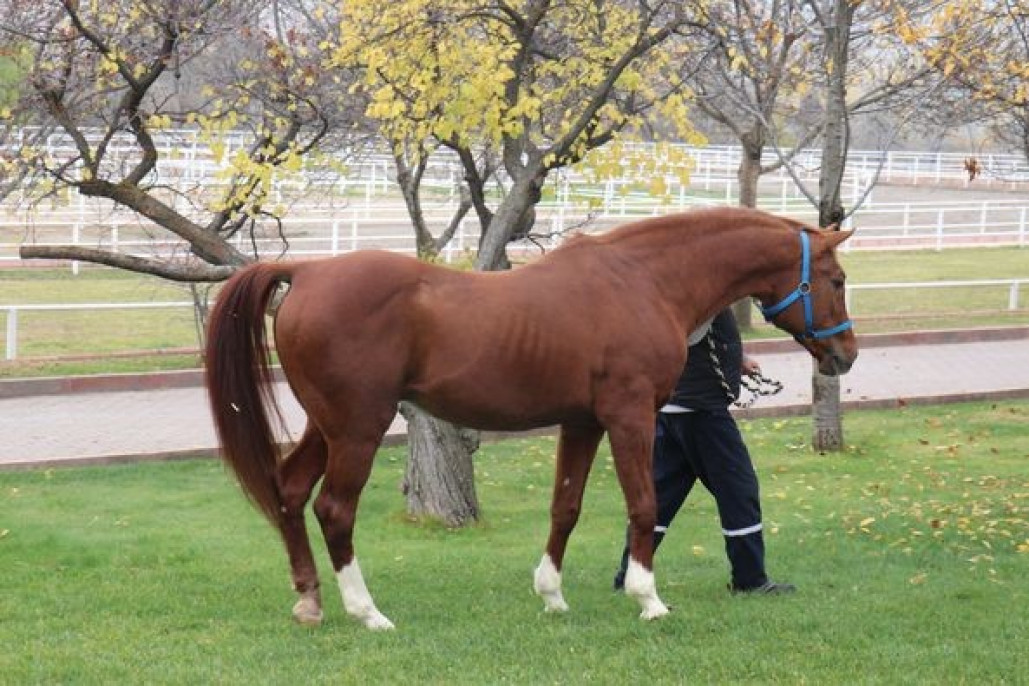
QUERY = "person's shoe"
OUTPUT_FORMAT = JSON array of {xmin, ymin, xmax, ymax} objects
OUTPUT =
[{"xmin": 729, "ymin": 580, "xmax": 796, "ymax": 596}]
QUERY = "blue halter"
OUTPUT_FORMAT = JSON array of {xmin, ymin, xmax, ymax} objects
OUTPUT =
[{"xmin": 759, "ymin": 231, "xmax": 853, "ymax": 341}]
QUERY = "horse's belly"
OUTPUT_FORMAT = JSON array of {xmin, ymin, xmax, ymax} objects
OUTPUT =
[
  {"xmin": 404, "ymin": 367, "xmax": 591, "ymax": 432},
  {"xmin": 411, "ymin": 397, "xmax": 582, "ymax": 432}
]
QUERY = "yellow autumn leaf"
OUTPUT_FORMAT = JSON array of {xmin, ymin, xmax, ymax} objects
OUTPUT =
[
  {"xmin": 210, "ymin": 141, "xmax": 225, "ymax": 163},
  {"xmin": 648, "ymin": 176, "xmax": 668, "ymax": 197},
  {"xmin": 281, "ymin": 153, "xmax": 303, "ymax": 172}
]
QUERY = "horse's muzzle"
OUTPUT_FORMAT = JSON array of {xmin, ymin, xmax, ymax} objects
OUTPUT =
[{"xmin": 818, "ymin": 348, "xmax": 857, "ymax": 376}]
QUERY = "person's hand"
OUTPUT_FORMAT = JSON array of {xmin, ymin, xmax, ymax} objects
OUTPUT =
[{"xmin": 742, "ymin": 355, "xmax": 761, "ymax": 377}]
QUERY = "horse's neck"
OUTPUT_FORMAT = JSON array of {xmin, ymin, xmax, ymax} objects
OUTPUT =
[{"xmin": 645, "ymin": 223, "xmax": 794, "ymax": 331}]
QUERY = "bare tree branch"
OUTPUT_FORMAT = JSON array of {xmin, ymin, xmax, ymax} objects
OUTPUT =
[{"xmin": 18, "ymin": 245, "xmax": 236, "ymax": 282}]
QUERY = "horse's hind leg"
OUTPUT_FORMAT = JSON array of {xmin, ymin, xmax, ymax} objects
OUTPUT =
[
  {"xmin": 313, "ymin": 427, "xmax": 394, "ymax": 630},
  {"xmin": 275, "ymin": 423, "xmax": 329, "ymax": 625},
  {"xmin": 534, "ymin": 424, "xmax": 604, "ymax": 613}
]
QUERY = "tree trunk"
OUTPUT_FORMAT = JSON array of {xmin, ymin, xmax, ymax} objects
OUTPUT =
[
  {"xmin": 399, "ymin": 165, "xmax": 544, "ymax": 526},
  {"xmin": 190, "ymin": 283, "xmax": 211, "ymax": 353},
  {"xmin": 811, "ymin": 364, "xmax": 843, "ymax": 453},
  {"xmin": 737, "ymin": 142, "xmax": 762, "ymax": 210},
  {"xmin": 475, "ymin": 170, "xmax": 544, "ymax": 271},
  {"xmin": 388, "ymin": 149, "xmax": 487, "ymax": 527},
  {"xmin": 811, "ymin": 367, "xmax": 843, "ymax": 450},
  {"xmin": 733, "ymin": 138, "xmax": 764, "ymax": 331},
  {"xmin": 811, "ymin": 0, "xmax": 854, "ymax": 453},
  {"xmin": 398, "ymin": 163, "xmax": 543, "ymax": 527},
  {"xmin": 399, "ymin": 402, "xmax": 481, "ymax": 527},
  {"xmin": 393, "ymin": 156, "xmax": 544, "ymax": 530}
]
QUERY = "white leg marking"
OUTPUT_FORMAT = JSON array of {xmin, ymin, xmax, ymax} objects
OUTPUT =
[
  {"xmin": 533, "ymin": 554, "xmax": 570, "ymax": 612},
  {"xmin": 337, "ymin": 558, "xmax": 395, "ymax": 630},
  {"xmin": 624, "ymin": 557, "xmax": 669, "ymax": 621}
]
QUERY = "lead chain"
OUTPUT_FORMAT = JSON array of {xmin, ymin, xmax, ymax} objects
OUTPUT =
[{"xmin": 705, "ymin": 332, "xmax": 784, "ymax": 409}]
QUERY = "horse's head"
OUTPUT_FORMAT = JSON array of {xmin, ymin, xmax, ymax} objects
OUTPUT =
[{"xmin": 757, "ymin": 227, "xmax": 858, "ymax": 376}]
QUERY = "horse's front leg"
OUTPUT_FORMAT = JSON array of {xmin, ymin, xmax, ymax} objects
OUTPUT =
[
  {"xmin": 605, "ymin": 411, "xmax": 669, "ymax": 621},
  {"xmin": 533, "ymin": 423, "xmax": 604, "ymax": 613}
]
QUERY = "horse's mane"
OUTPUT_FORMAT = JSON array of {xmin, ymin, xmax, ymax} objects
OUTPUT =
[{"xmin": 548, "ymin": 207, "xmax": 808, "ymax": 261}]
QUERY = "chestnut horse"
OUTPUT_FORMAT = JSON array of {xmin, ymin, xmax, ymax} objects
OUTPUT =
[{"xmin": 205, "ymin": 206, "xmax": 857, "ymax": 630}]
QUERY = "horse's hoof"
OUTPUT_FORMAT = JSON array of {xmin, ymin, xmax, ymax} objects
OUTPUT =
[
  {"xmin": 361, "ymin": 611, "xmax": 395, "ymax": 631},
  {"xmin": 639, "ymin": 602, "xmax": 670, "ymax": 621},
  {"xmin": 292, "ymin": 597, "xmax": 324, "ymax": 626},
  {"xmin": 542, "ymin": 597, "xmax": 570, "ymax": 613}
]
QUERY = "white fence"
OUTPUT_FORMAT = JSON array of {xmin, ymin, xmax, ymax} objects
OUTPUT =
[
  {"xmin": 4, "ymin": 279, "xmax": 1028, "ymax": 361},
  {"xmin": 2, "ymin": 301, "xmax": 194, "ymax": 360},
  {"xmin": 845, "ymin": 279, "xmax": 1028, "ymax": 313},
  {"xmin": 3, "ymin": 134, "xmax": 1029, "ymax": 264},
  {"xmin": 6, "ymin": 128, "xmax": 1029, "ymax": 185},
  {"xmin": 3, "ymin": 193, "xmax": 1028, "ymax": 268}
]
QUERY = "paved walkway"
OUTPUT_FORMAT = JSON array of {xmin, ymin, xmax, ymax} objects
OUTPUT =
[{"xmin": 1, "ymin": 335, "xmax": 1027, "ymax": 469}]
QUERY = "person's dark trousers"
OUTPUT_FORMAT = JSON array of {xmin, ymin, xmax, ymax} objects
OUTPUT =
[{"xmin": 614, "ymin": 409, "xmax": 767, "ymax": 591}]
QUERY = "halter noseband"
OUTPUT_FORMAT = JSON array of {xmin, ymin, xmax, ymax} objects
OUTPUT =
[{"xmin": 759, "ymin": 230, "xmax": 853, "ymax": 341}]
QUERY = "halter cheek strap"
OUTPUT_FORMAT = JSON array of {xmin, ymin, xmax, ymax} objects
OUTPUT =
[{"xmin": 759, "ymin": 231, "xmax": 853, "ymax": 341}]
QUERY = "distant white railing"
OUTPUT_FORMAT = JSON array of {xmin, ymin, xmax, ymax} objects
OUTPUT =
[
  {"xmin": 3, "ymin": 301, "xmax": 194, "ymax": 361},
  {"xmin": 845, "ymin": 279, "xmax": 1029, "ymax": 313},
  {"xmin": 3, "ymin": 279, "xmax": 1027, "ymax": 361},
  {"xmin": 3, "ymin": 194, "xmax": 1027, "ymax": 268},
  {"xmin": 4, "ymin": 132, "xmax": 1028, "ymax": 266},
  {"xmin": 5, "ymin": 128, "xmax": 1028, "ymax": 183}
]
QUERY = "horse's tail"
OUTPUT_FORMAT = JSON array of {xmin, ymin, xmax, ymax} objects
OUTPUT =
[{"xmin": 205, "ymin": 263, "xmax": 294, "ymax": 525}]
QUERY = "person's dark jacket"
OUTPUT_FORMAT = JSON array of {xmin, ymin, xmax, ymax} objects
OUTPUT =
[{"xmin": 666, "ymin": 309, "xmax": 742, "ymax": 410}]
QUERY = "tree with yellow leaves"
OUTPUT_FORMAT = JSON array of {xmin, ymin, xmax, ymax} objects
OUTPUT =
[
  {"xmin": 2, "ymin": 0, "xmax": 361, "ymax": 282},
  {"xmin": 890, "ymin": 0, "xmax": 1029, "ymax": 166},
  {"xmin": 333, "ymin": 0, "xmax": 706, "ymax": 524},
  {"xmin": 337, "ymin": 0, "xmax": 704, "ymax": 270}
]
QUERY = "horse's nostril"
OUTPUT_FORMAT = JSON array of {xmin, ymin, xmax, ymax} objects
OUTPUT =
[{"xmin": 834, "ymin": 354, "xmax": 854, "ymax": 375}]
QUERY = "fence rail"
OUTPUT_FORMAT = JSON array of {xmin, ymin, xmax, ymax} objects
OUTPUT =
[
  {"xmin": 3, "ymin": 195, "xmax": 1027, "ymax": 267},
  {"xmin": 4, "ymin": 134, "xmax": 1028, "ymax": 265},
  {"xmin": 5, "ymin": 128, "xmax": 1028, "ymax": 183},
  {"xmin": 845, "ymin": 279, "xmax": 1028, "ymax": 312},
  {"xmin": 4, "ymin": 279, "xmax": 1027, "ymax": 361}
]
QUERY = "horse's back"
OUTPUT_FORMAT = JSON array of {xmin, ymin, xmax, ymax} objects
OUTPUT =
[
  {"xmin": 272, "ymin": 253, "xmax": 429, "ymax": 408},
  {"xmin": 272, "ymin": 245, "xmax": 686, "ymax": 432}
]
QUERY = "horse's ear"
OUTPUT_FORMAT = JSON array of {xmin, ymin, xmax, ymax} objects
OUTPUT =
[{"xmin": 824, "ymin": 228, "xmax": 854, "ymax": 248}]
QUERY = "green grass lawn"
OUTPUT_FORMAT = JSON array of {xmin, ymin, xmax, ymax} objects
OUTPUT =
[
  {"xmin": 0, "ymin": 266, "xmax": 190, "ymax": 302},
  {"xmin": 2, "ymin": 401, "xmax": 1027, "ymax": 684},
  {"xmin": 0, "ymin": 268, "xmax": 202, "ymax": 365},
  {"xmin": 840, "ymin": 246, "xmax": 1029, "ymax": 332}
]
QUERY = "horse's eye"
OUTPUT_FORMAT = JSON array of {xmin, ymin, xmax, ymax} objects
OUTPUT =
[{"xmin": 832, "ymin": 278, "xmax": 845, "ymax": 289}]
